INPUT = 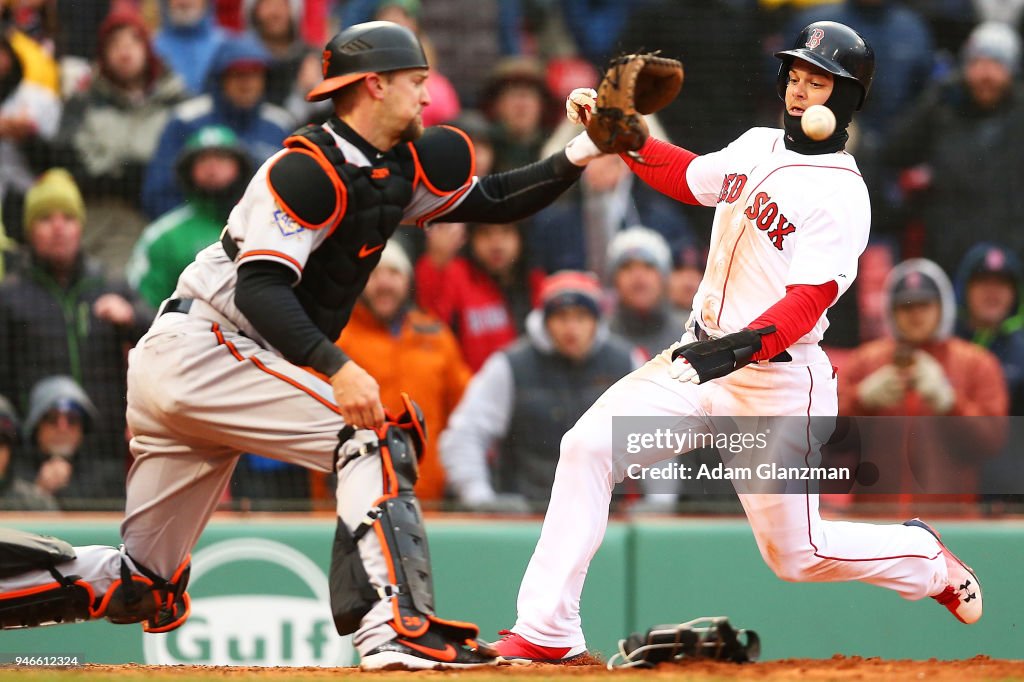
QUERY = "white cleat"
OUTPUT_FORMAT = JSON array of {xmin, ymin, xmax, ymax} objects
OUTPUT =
[{"xmin": 905, "ymin": 518, "xmax": 982, "ymax": 624}]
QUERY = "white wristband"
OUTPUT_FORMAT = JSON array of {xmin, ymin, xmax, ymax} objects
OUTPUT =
[{"xmin": 564, "ymin": 130, "xmax": 603, "ymax": 167}]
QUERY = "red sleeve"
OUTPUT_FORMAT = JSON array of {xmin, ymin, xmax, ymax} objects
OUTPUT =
[
  {"xmin": 620, "ymin": 137, "xmax": 700, "ymax": 205},
  {"xmin": 748, "ymin": 281, "xmax": 839, "ymax": 361}
]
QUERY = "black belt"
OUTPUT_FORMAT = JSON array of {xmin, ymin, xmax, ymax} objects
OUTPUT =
[
  {"xmin": 693, "ymin": 321, "xmax": 792, "ymax": 363},
  {"xmin": 222, "ymin": 231, "xmax": 239, "ymax": 260},
  {"xmin": 160, "ymin": 298, "xmax": 193, "ymax": 317}
]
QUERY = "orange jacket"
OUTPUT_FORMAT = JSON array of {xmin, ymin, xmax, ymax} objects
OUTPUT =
[{"xmin": 334, "ymin": 302, "xmax": 472, "ymax": 501}]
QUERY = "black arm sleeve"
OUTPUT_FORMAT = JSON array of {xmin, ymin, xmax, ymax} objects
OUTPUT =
[
  {"xmin": 235, "ymin": 260, "xmax": 350, "ymax": 377},
  {"xmin": 442, "ymin": 149, "xmax": 584, "ymax": 224}
]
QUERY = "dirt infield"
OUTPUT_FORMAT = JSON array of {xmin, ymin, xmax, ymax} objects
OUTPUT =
[{"xmin": 6, "ymin": 656, "xmax": 1024, "ymax": 682}]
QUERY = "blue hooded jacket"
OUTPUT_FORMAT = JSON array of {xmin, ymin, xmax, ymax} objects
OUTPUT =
[
  {"xmin": 142, "ymin": 34, "xmax": 295, "ymax": 219},
  {"xmin": 153, "ymin": 0, "xmax": 227, "ymax": 96}
]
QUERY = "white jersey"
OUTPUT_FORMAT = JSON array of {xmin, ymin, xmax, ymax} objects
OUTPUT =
[
  {"xmin": 172, "ymin": 123, "xmax": 476, "ymax": 348},
  {"xmin": 686, "ymin": 127, "xmax": 870, "ymax": 345}
]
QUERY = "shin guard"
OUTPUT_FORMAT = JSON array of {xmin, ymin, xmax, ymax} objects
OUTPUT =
[
  {"xmin": 331, "ymin": 397, "xmax": 480, "ymax": 643},
  {"xmin": 0, "ymin": 530, "xmax": 93, "ymax": 629}
]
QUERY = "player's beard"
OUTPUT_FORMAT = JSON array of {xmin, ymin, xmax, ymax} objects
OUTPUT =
[{"xmin": 398, "ymin": 116, "xmax": 424, "ymax": 143}]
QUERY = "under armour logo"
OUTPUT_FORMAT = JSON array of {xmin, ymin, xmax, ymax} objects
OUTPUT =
[
  {"xmin": 960, "ymin": 579, "xmax": 976, "ymax": 601},
  {"xmin": 340, "ymin": 37, "xmax": 373, "ymax": 54},
  {"xmin": 806, "ymin": 28, "xmax": 825, "ymax": 49}
]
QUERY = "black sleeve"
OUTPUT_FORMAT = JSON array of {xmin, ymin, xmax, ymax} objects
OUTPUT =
[
  {"xmin": 235, "ymin": 260, "xmax": 350, "ymax": 377},
  {"xmin": 441, "ymin": 149, "xmax": 583, "ymax": 224}
]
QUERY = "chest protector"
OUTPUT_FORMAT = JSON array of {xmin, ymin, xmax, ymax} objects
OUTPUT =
[{"xmin": 267, "ymin": 124, "xmax": 416, "ymax": 341}]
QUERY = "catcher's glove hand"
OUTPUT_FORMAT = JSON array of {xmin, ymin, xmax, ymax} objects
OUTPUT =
[{"xmin": 587, "ymin": 52, "xmax": 683, "ymax": 155}]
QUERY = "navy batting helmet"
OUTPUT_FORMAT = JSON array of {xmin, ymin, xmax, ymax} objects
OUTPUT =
[
  {"xmin": 306, "ymin": 21, "xmax": 428, "ymax": 102},
  {"xmin": 775, "ymin": 21, "xmax": 875, "ymax": 109}
]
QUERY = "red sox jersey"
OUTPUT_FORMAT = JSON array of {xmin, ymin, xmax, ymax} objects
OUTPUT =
[
  {"xmin": 172, "ymin": 123, "xmax": 474, "ymax": 349},
  {"xmin": 686, "ymin": 127, "xmax": 870, "ymax": 344}
]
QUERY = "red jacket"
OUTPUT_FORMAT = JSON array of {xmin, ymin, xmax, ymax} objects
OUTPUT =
[
  {"xmin": 837, "ymin": 337, "xmax": 1007, "ymax": 500},
  {"xmin": 416, "ymin": 257, "xmax": 545, "ymax": 371}
]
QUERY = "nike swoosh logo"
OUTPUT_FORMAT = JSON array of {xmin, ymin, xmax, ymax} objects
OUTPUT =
[
  {"xmin": 359, "ymin": 243, "xmax": 384, "ymax": 258},
  {"xmin": 397, "ymin": 639, "xmax": 458, "ymax": 662}
]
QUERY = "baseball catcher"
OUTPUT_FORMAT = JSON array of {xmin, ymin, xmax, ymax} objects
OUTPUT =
[{"xmin": 0, "ymin": 19, "xmax": 607, "ymax": 671}]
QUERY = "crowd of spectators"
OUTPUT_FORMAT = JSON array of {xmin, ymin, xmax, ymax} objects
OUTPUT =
[{"xmin": 1, "ymin": 0, "xmax": 1023, "ymax": 513}]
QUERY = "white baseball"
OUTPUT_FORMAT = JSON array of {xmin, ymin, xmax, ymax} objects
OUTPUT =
[{"xmin": 801, "ymin": 104, "xmax": 836, "ymax": 141}]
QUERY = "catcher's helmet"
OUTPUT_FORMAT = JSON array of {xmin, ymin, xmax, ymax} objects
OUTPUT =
[
  {"xmin": 774, "ymin": 21, "xmax": 875, "ymax": 109},
  {"xmin": 306, "ymin": 21, "xmax": 428, "ymax": 102}
]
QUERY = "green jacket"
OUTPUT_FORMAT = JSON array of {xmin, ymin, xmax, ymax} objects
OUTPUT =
[{"xmin": 125, "ymin": 198, "xmax": 225, "ymax": 308}]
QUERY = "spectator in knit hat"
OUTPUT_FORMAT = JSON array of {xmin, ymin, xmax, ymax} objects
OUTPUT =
[
  {"xmin": 440, "ymin": 271, "xmax": 643, "ymax": 509},
  {"xmin": 884, "ymin": 21, "xmax": 1024, "ymax": 273},
  {"xmin": 20, "ymin": 376, "xmax": 101, "ymax": 507},
  {"xmin": 50, "ymin": 3, "xmax": 190, "ymax": 278},
  {"xmin": 606, "ymin": 226, "xmax": 688, "ymax": 359},
  {"xmin": 954, "ymin": 242, "xmax": 1024, "ymax": 416},
  {"xmin": 127, "ymin": 125, "xmax": 254, "ymax": 308},
  {"xmin": 0, "ymin": 170, "xmax": 151, "ymax": 507},
  {"xmin": 329, "ymin": 241, "xmax": 472, "ymax": 503},
  {"xmin": 0, "ymin": 393, "xmax": 57, "ymax": 511}
]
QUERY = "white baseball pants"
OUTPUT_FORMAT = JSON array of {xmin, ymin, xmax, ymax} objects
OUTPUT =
[{"xmin": 511, "ymin": 346, "xmax": 948, "ymax": 649}]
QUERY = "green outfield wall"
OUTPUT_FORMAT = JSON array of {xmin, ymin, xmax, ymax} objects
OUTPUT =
[{"xmin": 1, "ymin": 518, "xmax": 1020, "ymax": 665}]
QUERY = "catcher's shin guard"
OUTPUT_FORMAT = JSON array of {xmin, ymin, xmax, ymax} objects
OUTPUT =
[
  {"xmin": 100, "ymin": 551, "xmax": 192, "ymax": 633},
  {"xmin": 0, "ymin": 529, "xmax": 92, "ymax": 629},
  {"xmin": 0, "ymin": 530, "xmax": 191, "ymax": 633},
  {"xmin": 331, "ymin": 396, "xmax": 481, "ymax": 645}
]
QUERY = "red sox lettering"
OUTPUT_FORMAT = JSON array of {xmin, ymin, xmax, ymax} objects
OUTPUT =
[
  {"xmin": 743, "ymin": 191, "xmax": 797, "ymax": 250},
  {"xmin": 717, "ymin": 173, "xmax": 797, "ymax": 250}
]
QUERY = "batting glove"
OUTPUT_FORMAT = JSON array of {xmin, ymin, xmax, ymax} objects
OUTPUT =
[
  {"xmin": 668, "ymin": 327, "xmax": 774, "ymax": 385},
  {"xmin": 668, "ymin": 353, "xmax": 700, "ymax": 384},
  {"xmin": 566, "ymin": 87, "xmax": 596, "ymax": 125},
  {"xmin": 910, "ymin": 350, "xmax": 956, "ymax": 414}
]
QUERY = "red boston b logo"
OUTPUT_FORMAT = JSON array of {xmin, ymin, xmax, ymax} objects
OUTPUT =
[{"xmin": 806, "ymin": 28, "xmax": 825, "ymax": 49}]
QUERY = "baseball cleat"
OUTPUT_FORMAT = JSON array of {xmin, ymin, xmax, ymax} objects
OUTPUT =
[
  {"xmin": 904, "ymin": 518, "xmax": 982, "ymax": 624},
  {"xmin": 494, "ymin": 630, "xmax": 589, "ymax": 664},
  {"xmin": 359, "ymin": 629, "xmax": 500, "ymax": 671}
]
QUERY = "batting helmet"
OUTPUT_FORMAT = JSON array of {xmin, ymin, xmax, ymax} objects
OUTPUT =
[
  {"xmin": 306, "ymin": 21, "xmax": 428, "ymax": 102},
  {"xmin": 774, "ymin": 21, "xmax": 875, "ymax": 109}
]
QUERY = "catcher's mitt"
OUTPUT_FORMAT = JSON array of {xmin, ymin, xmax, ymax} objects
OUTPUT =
[
  {"xmin": 587, "ymin": 52, "xmax": 683, "ymax": 155},
  {"xmin": 606, "ymin": 617, "xmax": 760, "ymax": 669}
]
